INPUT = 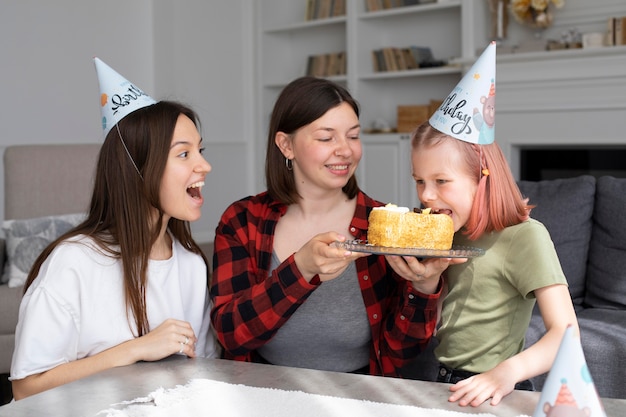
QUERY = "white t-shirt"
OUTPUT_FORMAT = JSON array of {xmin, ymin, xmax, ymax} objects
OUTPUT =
[{"xmin": 11, "ymin": 234, "xmax": 218, "ymax": 380}]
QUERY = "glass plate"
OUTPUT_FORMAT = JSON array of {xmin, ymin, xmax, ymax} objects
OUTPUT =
[{"xmin": 334, "ymin": 240, "xmax": 485, "ymax": 258}]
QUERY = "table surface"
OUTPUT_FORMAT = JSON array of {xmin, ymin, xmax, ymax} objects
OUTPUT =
[{"xmin": 1, "ymin": 357, "xmax": 624, "ymax": 417}]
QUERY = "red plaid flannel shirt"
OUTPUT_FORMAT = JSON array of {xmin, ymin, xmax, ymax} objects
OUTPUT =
[{"xmin": 209, "ymin": 190, "xmax": 441, "ymax": 376}]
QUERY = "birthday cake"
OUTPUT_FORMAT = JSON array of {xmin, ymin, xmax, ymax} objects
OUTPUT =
[{"xmin": 367, "ymin": 204, "xmax": 454, "ymax": 250}]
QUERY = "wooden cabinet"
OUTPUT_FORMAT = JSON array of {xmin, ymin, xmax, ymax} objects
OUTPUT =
[{"xmin": 357, "ymin": 133, "xmax": 419, "ymax": 208}]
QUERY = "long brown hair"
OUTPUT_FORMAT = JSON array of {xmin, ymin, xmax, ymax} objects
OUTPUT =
[
  {"xmin": 265, "ymin": 76, "xmax": 361, "ymax": 204},
  {"xmin": 411, "ymin": 122, "xmax": 530, "ymax": 240},
  {"xmin": 24, "ymin": 101, "xmax": 209, "ymax": 336}
]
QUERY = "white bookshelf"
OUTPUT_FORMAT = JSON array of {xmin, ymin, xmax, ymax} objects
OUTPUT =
[
  {"xmin": 255, "ymin": 0, "xmax": 488, "ymax": 204},
  {"xmin": 254, "ymin": 0, "xmax": 626, "ymax": 202}
]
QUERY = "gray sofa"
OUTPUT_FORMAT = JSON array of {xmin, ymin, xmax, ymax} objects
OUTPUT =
[
  {"xmin": 0, "ymin": 144, "xmax": 99, "ymax": 404},
  {"xmin": 520, "ymin": 175, "xmax": 626, "ymax": 400},
  {"xmin": 0, "ymin": 144, "xmax": 100, "ymax": 379},
  {"xmin": 402, "ymin": 175, "xmax": 626, "ymax": 400}
]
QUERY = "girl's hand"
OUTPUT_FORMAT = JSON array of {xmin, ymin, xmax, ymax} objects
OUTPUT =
[
  {"xmin": 385, "ymin": 255, "xmax": 466, "ymax": 294},
  {"xmin": 126, "ymin": 318, "xmax": 198, "ymax": 364},
  {"xmin": 447, "ymin": 365, "xmax": 516, "ymax": 407},
  {"xmin": 294, "ymin": 232, "xmax": 367, "ymax": 282}
]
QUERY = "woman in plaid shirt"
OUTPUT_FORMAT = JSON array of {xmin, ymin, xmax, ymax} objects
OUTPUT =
[{"xmin": 210, "ymin": 77, "xmax": 460, "ymax": 376}]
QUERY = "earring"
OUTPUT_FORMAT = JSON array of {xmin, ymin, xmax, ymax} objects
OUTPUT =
[{"xmin": 285, "ymin": 158, "xmax": 293, "ymax": 171}]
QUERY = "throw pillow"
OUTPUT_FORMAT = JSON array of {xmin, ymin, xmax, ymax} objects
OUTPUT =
[
  {"xmin": 517, "ymin": 175, "xmax": 596, "ymax": 306},
  {"xmin": 2, "ymin": 213, "xmax": 86, "ymax": 288},
  {"xmin": 585, "ymin": 176, "xmax": 626, "ymax": 309}
]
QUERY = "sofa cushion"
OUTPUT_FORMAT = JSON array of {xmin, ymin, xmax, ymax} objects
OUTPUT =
[
  {"xmin": 576, "ymin": 308, "xmax": 626, "ymax": 399},
  {"xmin": 2, "ymin": 213, "xmax": 85, "ymax": 288},
  {"xmin": 585, "ymin": 176, "xmax": 626, "ymax": 309},
  {"xmin": 517, "ymin": 175, "xmax": 596, "ymax": 306}
]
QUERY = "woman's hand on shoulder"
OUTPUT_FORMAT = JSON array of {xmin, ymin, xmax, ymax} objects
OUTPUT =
[
  {"xmin": 385, "ymin": 255, "xmax": 466, "ymax": 294},
  {"xmin": 126, "ymin": 318, "xmax": 198, "ymax": 363},
  {"xmin": 294, "ymin": 232, "xmax": 367, "ymax": 282}
]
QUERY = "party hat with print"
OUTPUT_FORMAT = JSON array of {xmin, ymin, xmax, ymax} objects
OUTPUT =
[
  {"xmin": 532, "ymin": 326, "xmax": 607, "ymax": 417},
  {"xmin": 429, "ymin": 41, "xmax": 496, "ymax": 144},
  {"xmin": 94, "ymin": 57, "xmax": 156, "ymax": 136}
]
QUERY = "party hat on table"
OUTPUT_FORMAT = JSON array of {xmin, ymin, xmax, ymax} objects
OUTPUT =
[
  {"xmin": 532, "ymin": 326, "xmax": 606, "ymax": 417},
  {"xmin": 429, "ymin": 41, "xmax": 496, "ymax": 144},
  {"xmin": 94, "ymin": 57, "xmax": 156, "ymax": 136}
]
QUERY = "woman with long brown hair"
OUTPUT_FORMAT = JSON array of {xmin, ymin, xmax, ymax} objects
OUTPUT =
[{"xmin": 10, "ymin": 59, "xmax": 217, "ymax": 400}]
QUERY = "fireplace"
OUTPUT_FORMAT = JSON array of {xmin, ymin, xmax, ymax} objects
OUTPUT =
[{"xmin": 520, "ymin": 147, "xmax": 626, "ymax": 181}]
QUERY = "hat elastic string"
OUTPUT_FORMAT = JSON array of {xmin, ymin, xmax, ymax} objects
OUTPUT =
[{"xmin": 114, "ymin": 122, "xmax": 144, "ymax": 181}]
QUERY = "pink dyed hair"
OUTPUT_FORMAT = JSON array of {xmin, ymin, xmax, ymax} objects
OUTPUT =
[{"xmin": 411, "ymin": 123, "xmax": 531, "ymax": 240}]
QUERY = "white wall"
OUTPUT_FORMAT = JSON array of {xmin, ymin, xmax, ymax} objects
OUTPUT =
[
  {"xmin": 1, "ymin": 0, "xmax": 625, "ymax": 242},
  {"xmin": 152, "ymin": 1, "xmax": 256, "ymax": 243},
  {"xmin": 0, "ymin": 1, "xmax": 155, "ymax": 145},
  {"xmin": 492, "ymin": 0, "xmax": 626, "ymax": 177},
  {"xmin": 0, "ymin": 1, "xmax": 255, "ymax": 243}
]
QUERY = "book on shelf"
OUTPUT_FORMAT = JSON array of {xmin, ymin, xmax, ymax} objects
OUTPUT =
[
  {"xmin": 336, "ymin": 51, "xmax": 346, "ymax": 75},
  {"xmin": 365, "ymin": 0, "xmax": 435, "ymax": 11},
  {"xmin": 393, "ymin": 48, "xmax": 407, "ymax": 70},
  {"xmin": 605, "ymin": 15, "xmax": 626, "ymax": 45},
  {"xmin": 305, "ymin": 0, "xmax": 346, "ymax": 21},
  {"xmin": 382, "ymin": 48, "xmax": 398, "ymax": 71},
  {"xmin": 409, "ymin": 46, "xmax": 434, "ymax": 65},
  {"xmin": 365, "ymin": 0, "xmax": 383, "ymax": 12},
  {"xmin": 371, "ymin": 46, "xmax": 442, "ymax": 72},
  {"xmin": 305, "ymin": 0, "xmax": 316, "ymax": 20},
  {"xmin": 371, "ymin": 50, "xmax": 384, "ymax": 72},
  {"xmin": 615, "ymin": 16, "xmax": 626, "ymax": 45},
  {"xmin": 306, "ymin": 52, "xmax": 346, "ymax": 77},
  {"xmin": 402, "ymin": 48, "xmax": 418, "ymax": 70},
  {"xmin": 317, "ymin": 0, "xmax": 332, "ymax": 19},
  {"xmin": 332, "ymin": 0, "xmax": 346, "ymax": 17}
]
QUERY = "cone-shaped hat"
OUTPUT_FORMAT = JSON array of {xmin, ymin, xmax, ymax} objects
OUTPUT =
[
  {"xmin": 94, "ymin": 57, "xmax": 156, "ymax": 136},
  {"xmin": 429, "ymin": 42, "xmax": 496, "ymax": 144},
  {"xmin": 532, "ymin": 326, "xmax": 607, "ymax": 417}
]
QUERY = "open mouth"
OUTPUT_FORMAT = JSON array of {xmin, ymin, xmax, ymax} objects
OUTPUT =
[
  {"xmin": 418, "ymin": 207, "xmax": 452, "ymax": 216},
  {"xmin": 186, "ymin": 181, "xmax": 204, "ymax": 199},
  {"xmin": 326, "ymin": 164, "xmax": 349, "ymax": 171}
]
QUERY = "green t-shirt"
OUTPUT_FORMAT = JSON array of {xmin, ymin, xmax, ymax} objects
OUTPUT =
[{"xmin": 435, "ymin": 219, "xmax": 567, "ymax": 373}]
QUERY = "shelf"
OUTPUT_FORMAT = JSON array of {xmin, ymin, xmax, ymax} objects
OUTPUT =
[
  {"xmin": 256, "ymin": 0, "xmax": 476, "ymax": 203},
  {"xmin": 263, "ymin": 74, "xmax": 347, "ymax": 89},
  {"xmin": 496, "ymin": 45, "xmax": 626, "ymax": 63},
  {"xmin": 264, "ymin": 15, "xmax": 346, "ymax": 33},
  {"xmin": 359, "ymin": 65, "xmax": 462, "ymax": 81},
  {"xmin": 359, "ymin": 0, "xmax": 461, "ymax": 20}
]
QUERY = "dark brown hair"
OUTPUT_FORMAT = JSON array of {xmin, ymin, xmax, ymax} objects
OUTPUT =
[
  {"xmin": 24, "ymin": 101, "xmax": 209, "ymax": 336},
  {"xmin": 265, "ymin": 76, "xmax": 361, "ymax": 204},
  {"xmin": 411, "ymin": 122, "xmax": 530, "ymax": 240}
]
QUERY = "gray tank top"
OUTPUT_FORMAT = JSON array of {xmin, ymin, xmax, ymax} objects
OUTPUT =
[{"xmin": 257, "ymin": 252, "xmax": 371, "ymax": 372}]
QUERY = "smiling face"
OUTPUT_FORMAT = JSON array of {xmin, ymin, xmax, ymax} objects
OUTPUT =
[
  {"xmin": 159, "ymin": 114, "xmax": 211, "ymax": 223},
  {"xmin": 276, "ymin": 102, "xmax": 361, "ymax": 196},
  {"xmin": 411, "ymin": 138, "xmax": 478, "ymax": 232}
]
